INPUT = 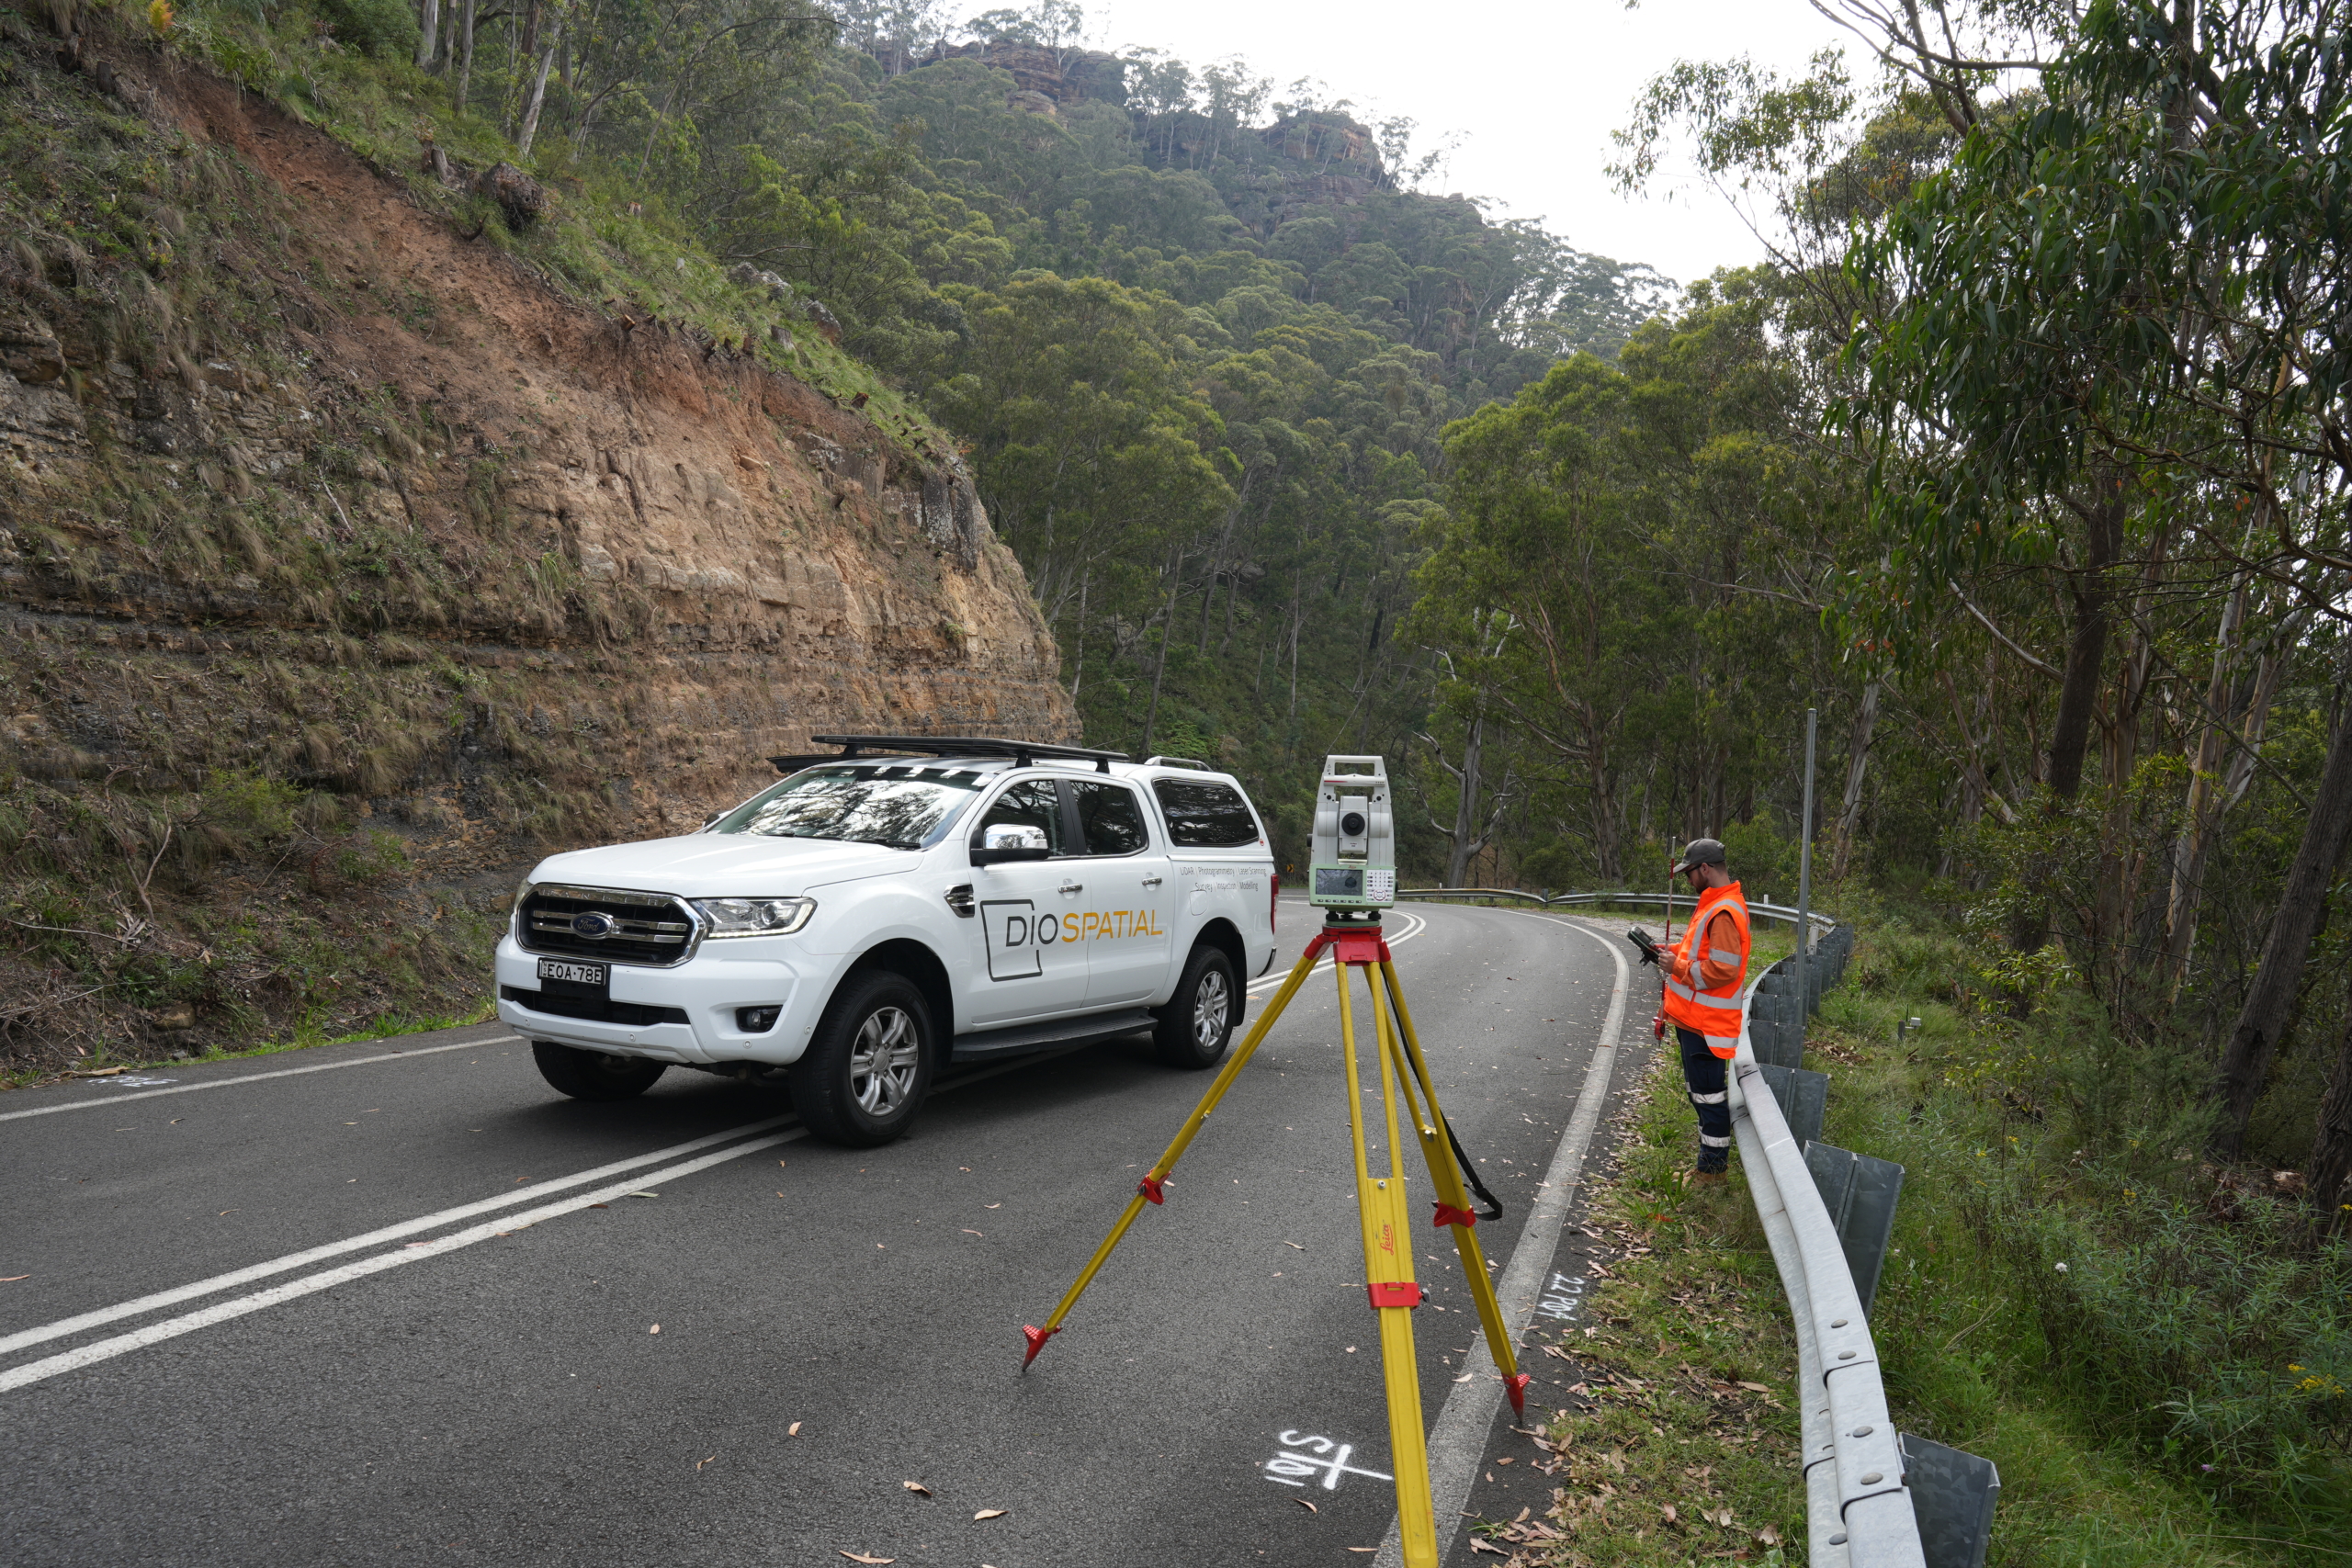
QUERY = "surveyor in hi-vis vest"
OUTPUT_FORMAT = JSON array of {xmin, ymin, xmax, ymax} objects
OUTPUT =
[{"xmin": 1661, "ymin": 838, "xmax": 1749, "ymax": 1182}]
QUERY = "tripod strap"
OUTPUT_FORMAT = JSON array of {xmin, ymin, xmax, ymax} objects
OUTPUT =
[{"xmin": 1439, "ymin": 1111, "xmax": 1505, "ymax": 1223}]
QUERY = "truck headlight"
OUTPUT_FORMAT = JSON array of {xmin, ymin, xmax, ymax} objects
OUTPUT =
[{"xmin": 692, "ymin": 896, "xmax": 816, "ymax": 938}]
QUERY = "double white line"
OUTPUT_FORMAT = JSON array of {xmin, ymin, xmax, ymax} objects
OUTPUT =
[{"xmin": 0, "ymin": 1116, "xmax": 807, "ymax": 1394}]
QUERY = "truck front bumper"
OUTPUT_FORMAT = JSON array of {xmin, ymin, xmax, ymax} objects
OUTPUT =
[{"xmin": 494, "ymin": 934, "xmax": 829, "ymax": 1066}]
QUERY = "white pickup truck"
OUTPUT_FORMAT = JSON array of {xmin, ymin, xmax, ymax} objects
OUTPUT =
[{"xmin": 493, "ymin": 737, "xmax": 1280, "ymax": 1146}]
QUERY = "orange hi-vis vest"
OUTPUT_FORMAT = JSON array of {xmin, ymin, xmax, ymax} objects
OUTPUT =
[{"xmin": 1663, "ymin": 880, "xmax": 1750, "ymax": 1058}]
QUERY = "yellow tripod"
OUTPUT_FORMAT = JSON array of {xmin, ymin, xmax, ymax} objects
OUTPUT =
[{"xmin": 1020, "ymin": 914, "xmax": 1531, "ymax": 1568}]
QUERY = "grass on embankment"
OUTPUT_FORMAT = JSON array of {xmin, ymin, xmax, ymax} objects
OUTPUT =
[{"xmin": 1483, "ymin": 918, "xmax": 2344, "ymax": 1567}]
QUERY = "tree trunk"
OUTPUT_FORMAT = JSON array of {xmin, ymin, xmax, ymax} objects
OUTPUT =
[
  {"xmin": 515, "ymin": 37, "xmax": 560, "ymax": 159},
  {"xmin": 2165, "ymin": 615, "xmax": 2287, "ymax": 990},
  {"xmin": 1139, "ymin": 548, "xmax": 1185, "ymax": 757},
  {"xmin": 414, "ymin": 0, "xmax": 440, "ymax": 70},
  {"xmin": 2310, "ymin": 987, "xmax": 2352, "ymax": 1219},
  {"xmin": 456, "ymin": 0, "xmax": 480, "ymax": 114},
  {"xmin": 2047, "ymin": 491, "xmax": 2123, "ymax": 799},
  {"xmin": 1831, "ymin": 678, "xmax": 1883, "ymax": 881},
  {"xmin": 1444, "ymin": 717, "xmax": 1485, "ymax": 887},
  {"xmin": 2211, "ymin": 692, "xmax": 2352, "ymax": 1158}
]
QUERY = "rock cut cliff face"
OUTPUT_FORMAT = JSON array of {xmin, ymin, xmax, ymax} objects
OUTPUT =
[{"xmin": 0, "ymin": 38, "xmax": 1073, "ymax": 1064}]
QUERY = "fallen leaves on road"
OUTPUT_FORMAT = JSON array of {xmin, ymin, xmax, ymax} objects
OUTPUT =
[
  {"xmin": 902, "ymin": 1481, "xmax": 931, "ymax": 1496},
  {"xmin": 696, "ymin": 1456, "xmax": 715, "ymax": 1471},
  {"xmin": 629, "ymin": 1191, "xmax": 659, "ymax": 1199},
  {"xmin": 1468, "ymin": 1540, "xmax": 1505, "ymax": 1556},
  {"xmin": 787, "ymin": 1422, "xmax": 802, "ymax": 1437},
  {"xmin": 984, "ymin": 1202, "xmax": 1001, "ymax": 1209},
  {"xmin": 839, "ymin": 1553, "xmax": 893, "ymax": 1564},
  {"xmin": 70, "ymin": 1066, "xmax": 129, "ymax": 1077},
  {"xmin": 0, "ymin": 1275, "xmax": 28, "ymax": 1281},
  {"xmin": 1284, "ymin": 1240, "xmax": 1305, "ymax": 1249},
  {"xmin": 974, "ymin": 1508, "xmax": 1006, "ymax": 1520},
  {"xmin": 1295, "ymin": 1499, "xmax": 1317, "ymax": 1514},
  {"xmin": 962, "ymin": 1229, "xmax": 984, "ymax": 1236},
  {"xmin": 649, "ymin": 1325, "xmax": 661, "ymax": 1335}
]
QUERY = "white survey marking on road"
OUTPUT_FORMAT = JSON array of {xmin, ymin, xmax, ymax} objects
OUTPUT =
[
  {"xmin": 0, "ymin": 1113, "xmax": 797, "ymax": 1359},
  {"xmin": 1373, "ymin": 908, "xmax": 1631, "ymax": 1568},
  {"xmin": 1534, "ymin": 1270, "xmax": 1588, "ymax": 1323},
  {"xmin": 0, "ymin": 1045, "xmax": 1087, "ymax": 1393},
  {"xmin": 0, "ymin": 1034, "xmax": 521, "ymax": 1122},
  {"xmin": 1262, "ymin": 1430, "xmax": 1393, "ymax": 1491}
]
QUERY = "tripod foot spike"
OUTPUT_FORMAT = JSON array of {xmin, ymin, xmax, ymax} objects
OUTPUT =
[
  {"xmin": 1020, "ymin": 1324, "xmax": 1058, "ymax": 1370},
  {"xmin": 1504, "ymin": 1371, "xmax": 1532, "ymax": 1415}
]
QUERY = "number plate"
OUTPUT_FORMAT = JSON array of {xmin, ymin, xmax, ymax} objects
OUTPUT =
[{"xmin": 537, "ymin": 957, "xmax": 608, "ymax": 990}]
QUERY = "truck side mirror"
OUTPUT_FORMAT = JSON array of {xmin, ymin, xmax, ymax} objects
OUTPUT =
[{"xmin": 970, "ymin": 822, "xmax": 1050, "ymax": 866}]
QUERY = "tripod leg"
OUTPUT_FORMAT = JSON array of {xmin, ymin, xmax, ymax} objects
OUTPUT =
[
  {"xmin": 1341, "ymin": 962, "xmax": 1440, "ymax": 1568},
  {"xmin": 1021, "ymin": 941, "xmax": 1326, "ymax": 1369},
  {"xmin": 1380, "ymin": 960, "xmax": 1533, "ymax": 1416}
]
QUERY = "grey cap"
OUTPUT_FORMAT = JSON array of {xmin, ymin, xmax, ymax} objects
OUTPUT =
[{"xmin": 1671, "ymin": 837, "xmax": 1727, "ymax": 876}]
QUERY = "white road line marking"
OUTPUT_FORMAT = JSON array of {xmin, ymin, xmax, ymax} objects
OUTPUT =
[
  {"xmin": 0, "ymin": 1129, "xmax": 808, "ymax": 1394},
  {"xmin": 0, "ymin": 1035, "xmax": 522, "ymax": 1122},
  {"xmin": 1373, "ymin": 908, "xmax": 1632, "ymax": 1568},
  {"xmin": 0, "ymin": 1044, "xmax": 1085, "ymax": 1394},
  {"xmin": 0, "ymin": 1114, "xmax": 797, "ymax": 1359}
]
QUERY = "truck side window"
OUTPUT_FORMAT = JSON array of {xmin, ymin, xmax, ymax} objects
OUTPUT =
[
  {"xmin": 1069, "ymin": 780, "xmax": 1148, "ymax": 856},
  {"xmin": 973, "ymin": 777, "xmax": 1066, "ymax": 853},
  {"xmin": 1151, "ymin": 779, "xmax": 1260, "ymax": 847}
]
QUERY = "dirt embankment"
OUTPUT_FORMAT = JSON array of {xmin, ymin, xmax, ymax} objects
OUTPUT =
[{"xmin": 0, "ymin": 35, "xmax": 1074, "ymax": 1067}]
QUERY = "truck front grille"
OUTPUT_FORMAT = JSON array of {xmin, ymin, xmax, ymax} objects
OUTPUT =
[{"xmin": 519, "ymin": 884, "xmax": 697, "ymax": 966}]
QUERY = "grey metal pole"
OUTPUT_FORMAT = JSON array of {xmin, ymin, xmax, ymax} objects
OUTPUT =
[{"xmin": 1795, "ymin": 707, "xmax": 1816, "ymax": 1062}]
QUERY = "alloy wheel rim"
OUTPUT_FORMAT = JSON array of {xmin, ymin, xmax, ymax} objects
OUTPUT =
[
  {"xmin": 850, "ymin": 1005, "xmax": 920, "ymax": 1115},
  {"xmin": 1192, "ymin": 969, "xmax": 1229, "ymax": 1050}
]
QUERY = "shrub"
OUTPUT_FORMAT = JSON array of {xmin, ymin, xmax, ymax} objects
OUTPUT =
[{"xmin": 311, "ymin": 0, "xmax": 417, "ymax": 61}]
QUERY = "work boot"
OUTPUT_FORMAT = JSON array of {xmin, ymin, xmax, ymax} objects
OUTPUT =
[{"xmin": 1689, "ymin": 1169, "xmax": 1727, "ymax": 1187}]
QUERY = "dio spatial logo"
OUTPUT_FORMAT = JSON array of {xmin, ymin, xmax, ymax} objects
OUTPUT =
[{"xmin": 981, "ymin": 900, "xmax": 1165, "ymax": 980}]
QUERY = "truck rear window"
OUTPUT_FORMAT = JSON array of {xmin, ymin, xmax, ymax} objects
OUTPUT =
[{"xmin": 1151, "ymin": 779, "xmax": 1260, "ymax": 848}]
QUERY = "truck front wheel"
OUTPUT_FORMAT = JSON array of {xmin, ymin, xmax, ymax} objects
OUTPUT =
[
  {"xmin": 1153, "ymin": 946, "xmax": 1238, "ymax": 1069},
  {"xmin": 532, "ymin": 1041, "xmax": 667, "ymax": 1101},
  {"xmin": 791, "ymin": 971, "xmax": 935, "ymax": 1147}
]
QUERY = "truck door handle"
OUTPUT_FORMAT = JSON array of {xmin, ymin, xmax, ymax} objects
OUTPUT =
[
  {"xmin": 1142, "ymin": 876, "xmax": 1163, "ymax": 887},
  {"xmin": 1059, "ymin": 883, "xmax": 1083, "ymax": 895}
]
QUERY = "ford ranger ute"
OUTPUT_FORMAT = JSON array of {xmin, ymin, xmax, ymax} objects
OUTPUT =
[{"xmin": 494, "ymin": 737, "xmax": 1280, "ymax": 1146}]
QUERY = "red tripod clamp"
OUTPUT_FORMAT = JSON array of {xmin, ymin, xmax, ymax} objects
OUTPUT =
[
  {"xmin": 1432, "ymin": 1202, "xmax": 1478, "ymax": 1230},
  {"xmin": 1020, "ymin": 1324, "xmax": 1059, "ymax": 1367},
  {"xmin": 1504, "ymin": 1372, "xmax": 1532, "ymax": 1414},
  {"xmin": 1365, "ymin": 1280, "xmax": 1424, "ymax": 1309},
  {"xmin": 1136, "ymin": 1173, "xmax": 1166, "ymax": 1205}
]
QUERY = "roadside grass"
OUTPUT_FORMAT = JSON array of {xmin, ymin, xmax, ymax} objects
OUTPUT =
[
  {"xmin": 1473, "ymin": 1058, "xmax": 1805, "ymax": 1566},
  {"xmin": 1492, "ymin": 919, "xmax": 2341, "ymax": 1567},
  {"xmin": 0, "ymin": 994, "xmax": 497, "ymax": 1091}
]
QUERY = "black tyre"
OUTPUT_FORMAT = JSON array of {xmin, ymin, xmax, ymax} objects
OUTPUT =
[
  {"xmin": 532, "ymin": 1041, "xmax": 667, "ymax": 1101},
  {"xmin": 1153, "ymin": 945, "xmax": 1238, "ymax": 1069},
  {"xmin": 790, "ymin": 970, "xmax": 934, "ymax": 1148}
]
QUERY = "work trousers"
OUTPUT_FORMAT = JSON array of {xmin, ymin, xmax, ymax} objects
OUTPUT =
[{"xmin": 1675, "ymin": 1025, "xmax": 1732, "ymax": 1173}]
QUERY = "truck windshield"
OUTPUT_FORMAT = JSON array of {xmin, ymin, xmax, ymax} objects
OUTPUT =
[{"xmin": 711, "ymin": 765, "xmax": 986, "ymax": 850}]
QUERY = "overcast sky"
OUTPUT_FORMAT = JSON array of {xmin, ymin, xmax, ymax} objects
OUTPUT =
[{"xmin": 1082, "ymin": 0, "xmax": 1861, "ymax": 288}]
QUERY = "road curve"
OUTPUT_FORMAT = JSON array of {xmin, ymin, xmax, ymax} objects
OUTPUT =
[{"xmin": 1, "ymin": 903, "xmax": 1648, "ymax": 1567}]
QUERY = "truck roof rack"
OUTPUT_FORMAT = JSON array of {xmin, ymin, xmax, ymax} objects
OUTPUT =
[
  {"xmin": 774, "ymin": 735, "xmax": 1131, "ymax": 775},
  {"xmin": 1143, "ymin": 754, "xmax": 1213, "ymax": 771}
]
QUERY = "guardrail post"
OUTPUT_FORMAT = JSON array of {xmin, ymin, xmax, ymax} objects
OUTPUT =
[
  {"xmin": 1756, "ymin": 1062, "xmax": 1828, "ymax": 1146},
  {"xmin": 1803, "ymin": 1143, "xmax": 1905, "ymax": 1319},
  {"xmin": 1895, "ymin": 1434, "xmax": 2000, "ymax": 1568}
]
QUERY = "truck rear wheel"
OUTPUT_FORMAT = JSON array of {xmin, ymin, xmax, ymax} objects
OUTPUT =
[
  {"xmin": 791, "ymin": 970, "xmax": 935, "ymax": 1147},
  {"xmin": 532, "ymin": 1041, "xmax": 667, "ymax": 1101},
  {"xmin": 1153, "ymin": 946, "xmax": 1238, "ymax": 1069}
]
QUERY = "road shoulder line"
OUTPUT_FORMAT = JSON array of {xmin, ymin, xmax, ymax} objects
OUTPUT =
[
  {"xmin": 1374, "ymin": 912, "xmax": 1632, "ymax": 1568},
  {"xmin": 0, "ymin": 1033, "xmax": 522, "ymax": 1122}
]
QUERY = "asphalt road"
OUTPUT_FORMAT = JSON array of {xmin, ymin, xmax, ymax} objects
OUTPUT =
[{"xmin": 1, "ymin": 902, "xmax": 1650, "ymax": 1568}]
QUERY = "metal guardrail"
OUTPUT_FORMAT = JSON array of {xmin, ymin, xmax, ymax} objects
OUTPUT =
[
  {"xmin": 1406, "ymin": 885, "xmax": 1995, "ymax": 1561},
  {"xmin": 1395, "ymin": 886, "xmax": 1838, "ymax": 935}
]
